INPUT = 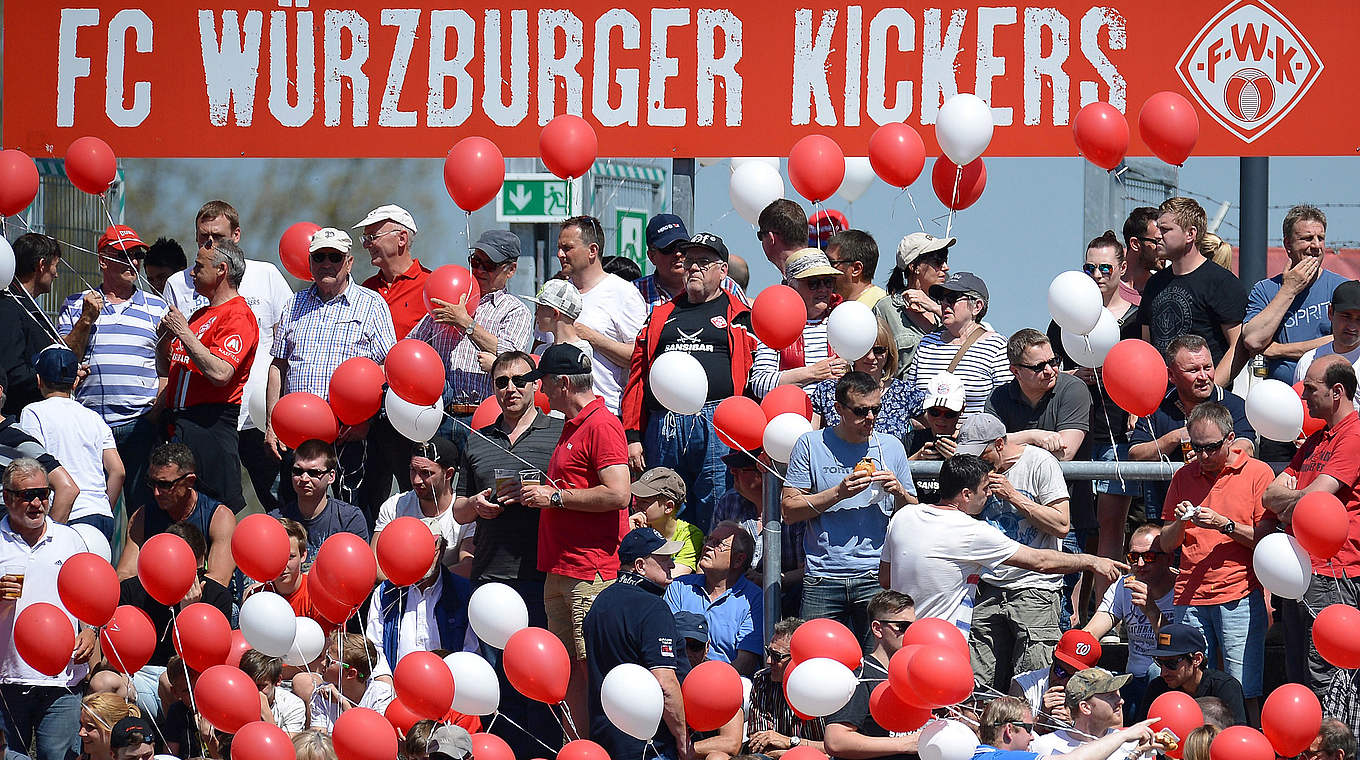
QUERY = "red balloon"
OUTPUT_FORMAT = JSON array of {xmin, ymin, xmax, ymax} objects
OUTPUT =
[
  {"xmin": 385, "ymin": 699, "xmax": 422, "ymax": 736},
  {"xmin": 557, "ymin": 740, "xmax": 609, "ymax": 760},
  {"xmin": 905, "ymin": 646, "xmax": 973, "ymax": 708},
  {"xmin": 307, "ymin": 572, "xmax": 358, "ymax": 626},
  {"xmin": 931, "ymin": 157, "xmax": 986, "ymax": 211},
  {"xmin": 1147, "ymin": 690, "xmax": 1203, "ymax": 759},
  {"xmin": 470, "ymin": 733, "xmax": 515, "ymax": 760},
  {"xmin": 386, "ymin": 339, "xmax": 448, "ymax": 407},
  {"xmin": 1104, "ymin": 339, "xmax": 1169, "ymax": 417},
  {"xmin": 714, "ymin": 397, "xmax": 766, "ymax": 451},
  {"xmin": 137, "ymin": 533, "xmax": 197, "ymax": 606},
  {"xmin": 789, "ymin": 618, "xmax": 861, "ymax": 670},
  {"xmin": 394, "ymin": 650, "xmax": 454, "ymax": 719},
  {"xmin": 195, "ymin": 665, "xmax": 261, "ymax": 733},
  {"xmin": 1313, "ymin": 604, "xmax": 1360, "ymax": 669},
  {"xmin": 901, "ymin": 617, "xmax": 970, "ymax": 658},
  {"xmin": 1261, "ymin": 683, "xmax": 1322, "ymax": 756},
  {"xmin": 1210, "ymin": 726, "xmax": 1274, "ymax": 760},
  {"xmin": 540, "ymin": 115, "xmax": 598, "ymax": 179},
  {"xmin": 424, "ymin": 264, "xmax": 482, "ymax": 317},
  {"xmin": 232, "ymin": 514, "xmax": 291, "ymax": 583},
  {"xmin": 868, "ymin": 124, "xmax": 926, "ymax": 188},
  {"xmin": 1138, "ymin": 91, "xmax": 1199, "ymax": 166},
  {"xmin": 312, "ymin": 533, "xmax": 378, "ymax": 607},
  {"xmin": 227, "ymin": 629, "xmax": 253, "ymax": 668},
  {"xmin": 1294, "ymin": 491, "xmax": 1348, "ymax": 560},
  {"xmin": 682, "ymin": 660, "xmax": 743, "ymax": 731},
  {"xmin": 100, "ymin": 605, "xmax": 156, "ymax": 673},
  {"xmin": 469, "ymin": 396, "xmax": 502, "ymax": 429},
  {"xmin": 886, "ymin": 645, "xmax": 927, "ymax": 706},
  {"xmin": 330, "ymin": 357, "xmax": 387, "ymax": 426},
  {"xmin": 64, "ymin": 137, "xmax": 117, "ymax": 195},
  {"xmin": 504, "ymin": 627, "xmax": 571, "ymax": 704},
  {"xmin": 14, "ymin": 602, "xmax": 74, "ymax": 676},
  {"xmin": 752, "ymin": 285, "xmax": 806, "ymax": 350},
  {"xmin": 377, "ymin": 517, "xmax": 438, "ymax": 587},
  {"xmin": 0, "ymin": 149, "xmax": 40, "ymax": 216},
  {"xmin": 271, "ymin": 392, "xmax": 340, "ymax": 449},
  {"xmin": 279, "ymin": 222, "xmax": 321, "ymax": 281},
  {"xmin": 869, "ymin": 681, "xmax": 931, "ymax": 733},
  {"xmin": 761, "ymin": 385, "xmax": 813, "ymax": 422},
  {"xmin": 782, "ymin": 748, "xmax": 829, "ymax": 760},
  {"xmin": 788, "ymin": 135, "xmax": 846, "ymax": 203},
  {"xmin": 1295, "ymin": 382, "xmax": 1327, "ymax": 436},
  {"xmin": 445, "ymin": 137, "xmax": 505, "ymax": 212},
  {"xmin": 57, "ymin": 552, "xmax": 118, "ymax": 626},
  {"xmin": 334, "ymin": 707, "xmax": 397, "ymax": 760},
  {"xmin": 232, "ymin": 722, "xmax": 292, "ymax": 760},
  {"xmin": 172, "ymin": 602, "xmax": 232, "ymax": 671},
  {"xmin": 1073, "ymin": 102, "xmax": 1130, "ymax": 171}
]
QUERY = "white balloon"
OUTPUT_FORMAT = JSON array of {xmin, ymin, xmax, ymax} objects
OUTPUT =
[
  {"xmin": 918, "ymin": 719, "xmax": 980, "ymax": 760},
  {"xmin": 741, "ymin": 676, "xmax": 752, "ymax": 714},
  {"xmin": 763, "ymin": 412, "xmax": 813, "ymax": 464},
  {"xmin": 1047, "ymin": 270, "xmax": 1104, "ymax": 334},
  {"xmin": 936, "ymin": 94, "xmax": 995, "ymax": 166},
  {"xmin": 784, "ymin": 657, "xmax": 857, "ymax": 717},
  {"xmin": 1254, "ymin": 532, "xmax": 1312, "ymax": 599},
  {"xmin": 826, "ymin": 301, "xmax": 879, "ymax": 361},
  {"xmin": 385, "ymin": 387, "xmax": 442, "ymax": 443},
  {"xmin": 730, "ymin": 157, "xmax": 781, "ymax": 173},
  {"xmin": 468, "ymin": 582, "xmax": 529, "ymax": 649},
  {"xmin": 601, "ymin": 663, "xmax": 664, "ymax": 740},
  {"xmin": 1246, "ymin": 379, "xmax": 1305, "ymax": 442},
  {"xmin": 285, "ymin": 616, "xmax": 325, "ymax": 667},
  {"xmin": 649, "ymin": 351, "xmax": 709, "ymax": 415},
  {"xmin": 444, "ymin": 651, "xmax": 501, "ymax": 715},
  {"xmin": 239, "ymin": 592, "xmax": 298, "ymax": 657},
  {"xmin": 1060, "ymin": 308, "xmax": 1121, "ymax": 368},
  {"xmin": 245, "ymin": 370, "xmax": 269, "ymax": 431},
  {"xmin": 0, "ymin": 236, "xmax": 14, "ymax": 290},
  {"xmin": 837, "ymin": 157, "xmax": 875, "ymax": 203},
  {"xmin": 73, "ymin": 523, "xmax": 112, "ymax": 563},
  {"xmin": 730, "ymin": 162, "xmax": 785, "ymax": 226}
]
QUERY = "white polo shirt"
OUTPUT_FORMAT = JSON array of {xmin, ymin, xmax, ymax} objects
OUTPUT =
[{"xmin": 0, "ymin": 518, "xmax": 90, "ymax": 687}]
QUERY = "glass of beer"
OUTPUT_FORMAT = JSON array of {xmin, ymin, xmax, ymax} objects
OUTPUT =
[
  {"xmin": 519, "ymin": 470, "xmax": 543, "ymax": 487},
  {"xmin": 2, "ymin": 561, "xmax": 25, "ymax": 600},
  {"xmin": 1179, "ymin": 436, "xmax": 1193, "ymax": 462},
  {"xmin": 493, "ymin": 469, "xmax": 518, "ymax": 504}
]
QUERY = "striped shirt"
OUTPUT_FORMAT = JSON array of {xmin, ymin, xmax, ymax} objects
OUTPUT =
[
  {"xmin": 632, "ymin": 274, "xmax": 750, "ymax": 313},
  {"xmin": 749, "ymin": 318, "xmax": 830, "ymax": 399},
  {"xmin": 407, "ymin": 289, "xmax": 534, "ymax": 407},
  {"xmin": 272, "ymin": 279, "xmax": 397, "ymax": 398},
  {"xmin": 746, "ymin": 668, "xmax": 826, "ymax": 740},
  {"xmin": 904, "ymin": 329, "xmax": 1012, "ymax": 421},
  {"xmin": 57, "ymin": 288, "xmax": 169, "ymax": 425}
]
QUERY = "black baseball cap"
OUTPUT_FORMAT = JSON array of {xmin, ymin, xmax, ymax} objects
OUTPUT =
[
  {"xmin": 34, "ymin": 345, "xmax": 79, "ymax": 385},
  {"xmin": 109, "ymin": 716, "xmax": 156, "ymax": 750},
  {"xmin": 647, "ymin": 214, "xmax": 689, "ymax": 251},
  {"xmin": 410, "ymin": 436, "xmax": 458, "ymax": 466},
  {"xmin": 721, "ymin": 448, "xmax": 763, "ymax": 469},
  {"xmin": 523, "ymin": 343, "xmax": 591, "ymax": 381},
  {"xmin": 1149, "ymin": 623, "xmax": 1207, "ymax": 658},
  {"xmin": 1333, "ymin": 280, "xmax": 1360, "ymax": 314},
  {"xmin": 679, "ymin": 232, "xmax": 729, "ymax": 262},
  {"xmin": 618, "ymin": 527, "xmax": 684, "ymax": 564},
  {"xmin": 929, "ymin": 271, "xmax": 989, "ymax": 302}
]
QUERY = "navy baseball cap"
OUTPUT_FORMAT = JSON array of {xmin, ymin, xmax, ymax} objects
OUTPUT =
[
  {"xmin": 1149, "ymin": 623, "xmax": 1207, "ymax": 658},
  {"xmin": 929, "ymin": 271, "xmax": 989, "ymax": 302},
  {"xmin": 647, "ymin": 214, "xmax": 689, "ymax": 251},
  {"xmin": 618, "ymin": 527, "xmax": 684, "ymax": 564},
  {"xmin": 109, "ymin": 716, "xmax": 156, "ymax": 750},
  {"xmin": 674, "ymin": 611, "xmax": 709, "ymax": 642},
  {"xmin": 34, "ymin": 346, "xmax": 79, "ymax": 385}
]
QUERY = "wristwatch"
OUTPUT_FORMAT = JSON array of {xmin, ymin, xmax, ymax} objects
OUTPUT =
[
  {"xmin": 550, "ymin": 490, "xmax": 564, "ymax": 509},
  {"xmin": 789, "ymin": 737, "xmax": 802, "ymax": 747},
  {"xmin": 1220, "ymin": 519, "xmax": 1236, "ymax": 536}
]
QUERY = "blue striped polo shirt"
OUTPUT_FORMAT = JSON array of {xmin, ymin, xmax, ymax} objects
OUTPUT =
[{"xmin": 58, "ymin": 288, "xmax": 169, "ymax": 424}]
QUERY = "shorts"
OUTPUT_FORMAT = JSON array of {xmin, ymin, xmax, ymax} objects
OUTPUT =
[
  {"xmin": 544, "ymin": 572, "xmax": 613, "ymax": 661},
  {"xmin": 1093, "ymin": 441, "xmax": 1141, "ymax": 497}
]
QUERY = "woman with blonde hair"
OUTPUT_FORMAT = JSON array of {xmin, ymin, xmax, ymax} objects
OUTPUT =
[
  {"xmin": 1199, "ymin": 232, "xmax": 1235, "ymax": 272},
  {"xmin": 79, "ymin": 693, "xmax": 139, "ymax": 760},
  {"xmin": 293, "ymin": 730, "xmax": 338, "ymax": 760},
  {"xmin": 809, "ymin": 318, "xmax": 925, "ymax": 436},
  {"xmin": 1181, "ymin": 724, "xmax": 1220, "ymax": 760}
]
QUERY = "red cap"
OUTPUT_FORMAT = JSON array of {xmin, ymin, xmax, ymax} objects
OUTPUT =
[
  {"xmin": 807, "ymin": 209, "xmax": 849, "ymax": 246},
  {"xmin": 97, "ymin": 224, "xmax": 146, "ymax": 252},
  {"xmin": 1053, "ymin": 629, "xmax": 1101, "ymax": 671}
]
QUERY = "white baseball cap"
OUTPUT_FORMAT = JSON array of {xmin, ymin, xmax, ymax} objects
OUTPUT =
[
  {"xmin": 354, "ymin": 204, "xmax": 418, "ymax": 234},
  {"xmin": 309, "ymin": 227, "xmax": 353, "ymax": 254},
  {"xmin": 923, "ymin": 372, "xmax": 966, "ymax": 412}
]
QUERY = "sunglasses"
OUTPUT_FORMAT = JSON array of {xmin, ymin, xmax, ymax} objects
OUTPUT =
[
  {"xmin": 996, "ymin": 721, "xmax": 1035, "ymax": 733},
  {"xmin": 292, "ymin": 466, "xmax": 332, "ymax": 479},
  {"xmin": 1188, "ymin": 436, "xmax": 1228, "ymax": 454},
  {"xmin": 845, "ymin": 403, "xmax": 882, "ymax": 418},
  {"xmin": 1154, "ymin": 655, "xmax": 1188, "ymax": 669},
  {"xmin": 685, "ymin": 639, "xmax": 708, "ymax": 652},
  {"xmin": 494, "ymin": 374, "xmax": 532, "ymax": 390},
  {"xmin": 1127, "ymin": 550, "xmax": 1166, "ymax": 564},
  {"xmin": 803, "ymin": 277, "xmax": 837, "ymax": 290},
  {"xmin": 876, "ymin": 619, "xmax": 911, "ymax": 635},
  {"xmin": 310, "ymin": 251, "xmax": 346, "ymax": 264},
  {"xmin": 146, "ymin": 472, "xmax": 191, "ymax": 490},
  {"xmin": 1138, "ymin": 236, "xmax": 1165, "ymax": 247},
  {"xmin": 468, "ymin": 255, "xmax": 501, "ymax": 271},
  {"xmin": 765, "ymin": 647, "xmax": 792, "ymax": 663},
  {"xmin": 927, "ymin": 408, "xmax": 960, "ymax": 419},
  {"xmin": 1017, "ymin": 357, "xmax": 1061, "ymax": 373},
  {"xmin": 869, "ymin": 346, "xmax": 889, "ymax": 357},
  {"xmin": 1082, "ymin": 262, "xmax": 1115, "ymax": 276},
  {"xmin": 4, "ymin": 487, "xmax": 49, "ymax": 502},
  {"xmin": 360, "ymin": 229, "xmax": 400, "ymax": 246}
]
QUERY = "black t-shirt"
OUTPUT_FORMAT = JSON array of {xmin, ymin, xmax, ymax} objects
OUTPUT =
[
  {"xmin": 652, "ymin": 293, "xmax": 737, "ymax": 405},
  {"xmin": 162, "ymin": 700, "xmax": 202, "ymax": 758},
  {"xmin": 583, "ymin": 572, "xmax": 682, "ymax": 759},
  {"xmin": 1137, "ymin": 261, "xmax": 1247, "ymax": 364},
  {"xmin": 902, "ymin": 429, "xmax": 941, "ymax": 503},
  {"xmin": 0, "ymin": 294, "xmax": 48, "ymax": 415},
  {"xmin": 1047, "ymin": 307, "xmax": 1140, "ymax": 444},
  {"xmin": 825, "ymin": 657, "xmax": 916, "ymax": 760},
  {"xmin": 455, "ymin": 411, "xmax": 564, "ymax": 582},
  {"xmin": 119, "ymin": 575, "xmax": 232, "ymax": 666},
  {"xmin": 1138, "ymin": 668, "xmax": 1246, "ymax": 727}
]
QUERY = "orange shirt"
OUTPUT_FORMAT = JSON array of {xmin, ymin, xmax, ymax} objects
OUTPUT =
[
  {"xmin": 1164, "ymin": 451, "xmax": 1271, "ymax": 605},
  {"xmin": 363, "ymin": 259, "xmax": 431, "ymax": 339},
  {"xmin": 282, "ymin": 573, "xmax": 341, "ymax": 635}
]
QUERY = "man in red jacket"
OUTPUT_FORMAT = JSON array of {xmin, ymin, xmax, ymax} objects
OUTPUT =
[{"xmin": 622, "ymin": 232, "xmax": 759, "ymax": 531}]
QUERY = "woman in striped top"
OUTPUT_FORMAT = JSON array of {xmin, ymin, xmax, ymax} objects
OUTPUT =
[
  {"xmin": 749, "ymin": 248, "xmax": 850, "ymax": 398},
  {"xmin": 904, "ymin": 271, "xmax": 1012, "ymax": 421}
]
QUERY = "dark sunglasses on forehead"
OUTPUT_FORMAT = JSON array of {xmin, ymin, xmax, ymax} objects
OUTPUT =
[
  {"xmin": 494, "ymin": 374, "xmax": 532, "ymax": 390},
  {"xmin": 310, "ymin": 251, "xmax": 346, "ymax": 264},
  {"xmin": 1082, "ymin": 262, "xmax": 1115, "ymax": 276}
]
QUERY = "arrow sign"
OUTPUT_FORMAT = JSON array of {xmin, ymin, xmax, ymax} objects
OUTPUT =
[{"xmin": 508, "ymin": 184, "xmax": 532, "ymax": 210}]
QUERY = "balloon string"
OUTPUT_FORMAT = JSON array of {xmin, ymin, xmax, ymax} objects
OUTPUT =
[
  {"xmin": 904, "ymin": 189, "xmax": 928, "ymax": 233},
  {"xmin": 488, "ymin": 709, "xmax": 564, "ymax": 755},
  {"xmin": 550, "ymin": 700, "xmax": 581, "ymax": 743},
  {"xmin": 945, "ymin": 165, "xmax": 961, "ymax": 237},
  {"xmin": 1091, "ymin": 371, "xmax": 1126, "ymax": 491},
  {"xmin": 96, "ymin": 193, "xmax": 157, "ymax": 295},
  {"xmin": 3, "ymin": 283, "xmax": 66, "ymax": 345}
]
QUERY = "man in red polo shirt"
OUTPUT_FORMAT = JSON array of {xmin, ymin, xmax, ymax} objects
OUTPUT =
[
  {"xmin": 158, "ymin": 237, "xmax": 259, "ymax": 511},
  {"xmin": 1264, "ymin": 354, "xmax": 1360, "ymax": 698},
  {"xmin": 519, "ymin": 343, "xmax": 632, "ymax": 729},
  {"xmin": 356, "ymin": 204, "xmax": 429, "ymax": 339}
]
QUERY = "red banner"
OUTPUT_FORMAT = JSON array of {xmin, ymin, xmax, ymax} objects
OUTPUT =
[{"xmin": 4, "ymin": 0, "xmax": 1356, "ymax": 158}]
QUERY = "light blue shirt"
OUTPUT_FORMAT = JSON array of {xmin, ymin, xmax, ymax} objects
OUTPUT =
[
  {"xmin": 784, "ymin": 428, "xmax": 915, "ymax": 577},
  {"xmin": 1247, "ymin": 268, "xmax": 1349, "ymax": 383},
  {"xmin": 663, "ymin": 574, "xmax": 763, "ymax": 663},
  {"xmin": 57, "ymin": 288, "xmax": 168, "ymax": 424}
]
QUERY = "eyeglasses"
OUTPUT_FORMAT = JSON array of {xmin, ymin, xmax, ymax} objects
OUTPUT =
[
  {"xmin": 1138, "ymin": 236, "xmax": 1164, "ymax": 248},
  {"xmin": 3, "ymin": 487, "xmax": 49, "ymax": 503},
  {"xmin": 323, "ymin": 654, "xmax": 353, "ymax": 671},
  {"xmin": 468, "ymin": 255, "xmax": 501, "ymax": 271},
  {"xmin": 291, "ymin": 466, "xmax": 332, "ymax": 479},
  {"xmin": 360, "ymin": 229, "xmax": 401, "ymax": 246},
  {"xmin": 310, "ymin": 251, "xmax": 346, "ymax": 264},
  {"xmin": 803, "ymin": 277, "xmax": 837, "ymax": 291},
  {"xmin": 927, "ymin": 408, "xmax": 960, "ymax": 419},
  {"xmin": 682, "ymin": 256, "xmax": 722, "ymax": 271},
  {"xmin": 876, "ymin": 619, "xmax": 911, "ymax": 635},
  {"xmin": 845, "ymin": 403, "xmax": 882, "ymax": 418},
  {"xmin": 826, "ymin": 259, "xmax": 852, "ymax": 267},
  {"xmin": 765, "ymin": 647, "xmax": 791, "ymax": 663},
  {"xmin": 494, "ymin": 374, "xmax": 532, "ymax": 390},
  {"xmin": 940, "ymin": 292, "xmax": 974, "ymax": 306},
  {"xmin": 869, "ymin": 346, "xmax": 890, "ymax": 357},
  {"xmin": 146, "ymin": 473, "xmax": 191, "ymax": 491},
  {"xmin": 755, "ymin": 229, "xmax": 768, "ymax": 242},
  {"xmin": 918, "ymin": 252, "xmax": 949, "ymax": 267},
  {"xmin": 703, "ymin": 538, "xmax": 733, "ymax": 553},
  {"xmin": 1082, "ymin": 263, "xmax": 1115, "ymax": 276},
  {"xmin": 1017, "ymin": 357, "xmax": 1061, "ymax": 373},
  {"xmin": 1126, "ymin": 550, "xmax": 1167, "ymax": 564},
  {"xmin": 1188, "ymin": 436, "xmax": 1228, "ymax": 454},
  {"xmin": 1154, "ymin": 655, "xmax": 1188, "ymax": 669}
]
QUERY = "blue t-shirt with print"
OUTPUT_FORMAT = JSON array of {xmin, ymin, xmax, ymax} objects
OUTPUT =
[
  {"xmin": 1247, "ymin": 268, "xmax": 1350, "ymax": 383},
  {"xmin": 785, "ymin": 428, "xmax": 915, "ymax": 577}
]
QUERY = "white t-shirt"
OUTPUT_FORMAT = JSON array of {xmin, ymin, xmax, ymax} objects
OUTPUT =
[
  {"xmin": 882, "ymin": 504, "xmax": 1020, "ymax": 632},
  {"xmin": 373, "ymin": 491, "xmax": 473, "ymax": 569},
  {"xmin": 18, "ymin": 397, "xmax": 116, "ymax": 521},
  {"xmin": 163, "ymin": 260, "xmax": 294, "ymax": 430},
  {"xmin": 1096, "ymin": 577, "xmax": 1175, "ymax": 676},
  {"xmin": 1030, "ymin": 728, "xmax": 1138, "ymax": 760},
  {"xmin": 308, "ymin": 679, "xmax": 395, "ymax": 732},
  {"xmin": 978, "ymin": 446, "xmax": 1069, "ymax": 590},
  {"xmin": 271, "ymin": 685, "xmax": 308, "ymax": 731},
  {"xmin": 0, "ymin": 519, "xmax": 91, "ymax": 687},
  {"xmin": 574, "ymin": 273, "xmax": 646, "ymax": 413},
  {"xmin": 1296, "ymin": 341, "xmax": 1360, "ymax": 389}
]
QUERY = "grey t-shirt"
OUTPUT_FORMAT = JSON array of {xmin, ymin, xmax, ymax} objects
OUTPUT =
[
  {"xmin": 268, "ymin": 498, "xmax": 370, "ymax": 571},
  {"xmin": 978, "ymin": 445, "xmax": 1068, "ymax": 590},
  {"xmin": 984, "ymin": 373, "xmax": 1093, "ymax": 442}
]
